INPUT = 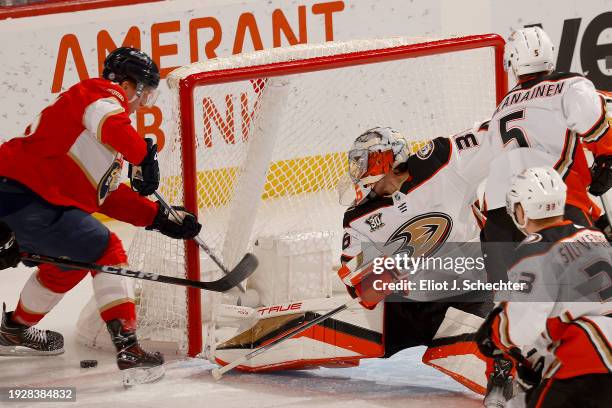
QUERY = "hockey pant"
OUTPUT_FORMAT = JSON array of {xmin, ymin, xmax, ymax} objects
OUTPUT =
[
  {"xmin": 383, "ymin": 292, "xmax": 496, "ymax": 395},
  {"xmin": 481, "ymin": 204, "xmax": 593, "ymax": 282},
  {"xmin": 0, "ymin": 178, "xmax": 135, "ymax": 328}
]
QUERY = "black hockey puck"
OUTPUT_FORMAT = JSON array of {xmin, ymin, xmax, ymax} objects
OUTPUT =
[{"xmin": 80, "ymin": 359, "xmax": 98, "ymax": 368}]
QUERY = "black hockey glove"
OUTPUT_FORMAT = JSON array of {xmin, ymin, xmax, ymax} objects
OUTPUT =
[
  {"xmin": 589, "ymin": 155, "xmax": 612, "ymax": 196},
  {"xmin": 0, "ymin": 222, "xmax": 20, "ymax": 270},
  {"xmin": 146, "ymin": 203, "xmax": 202, "ymax": 240},
  {"xmin": 515, "ymin": 350, "xmax": 544, "ymax": 392},
  {"xmin": 129, "ymin": 138, "xmax": 159, "ymax": 197},
  {"xmin": 475, "ymin": 306, "xmax": 504, "ymax": 358}
]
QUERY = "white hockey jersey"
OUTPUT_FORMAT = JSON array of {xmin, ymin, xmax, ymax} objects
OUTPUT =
[
  {"xmin": 341, "ymin": 133, "xmax": 491, "ymax": 301},
  {"xmin": 491, "ymin": 221, "xmax": 612, "ymax": 379},
  {"xmin": 484, "ymin": 72, "xmax": 609, "ymax": 211}
]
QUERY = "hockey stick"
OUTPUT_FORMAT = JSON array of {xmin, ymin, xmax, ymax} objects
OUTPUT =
[
  {"xmin": 153, "ymin": 192, "xmax": 254, "ymax": 293},
  {"xmin": 211, "ymin": 296, "xmax": 361, "ymax": 380},
  {"xmin": 22, "ymin": 252, "xmax": 253, "ymax": 293}
]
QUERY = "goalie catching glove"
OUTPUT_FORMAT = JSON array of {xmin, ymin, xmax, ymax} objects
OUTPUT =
[
  {"xmin": 0, "ymin": 222, "xmax": 20, "ymax": 270},
  {"xmin": 129, "ymin": 138, "xmax": 160, "ymax": 196},
  {"xmin": 337, "ymin": 257, "xmax": 407, "ymax": 310},
  {"xmin": 589, "ymin": 155, "xmax": 612, "ymax": 196},
  {"xmin": 146, "ymin": 203, "xmax": 202, "ymax": 240}
]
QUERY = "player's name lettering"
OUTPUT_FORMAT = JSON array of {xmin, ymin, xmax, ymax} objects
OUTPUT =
[
  {"xmin": 100, "ymin": 265, "xmax": 159, "ymax": 280},
  {"xmin": 557, "ymin": 234, "xmax": 609, "ymax": 265},
  {"xmin": 495, "ymin": 81, "xmax": 565, "ymax": 114},
  {"xmin": 373, "ymin": 279, "xmax": 527, "ymax": 292}
]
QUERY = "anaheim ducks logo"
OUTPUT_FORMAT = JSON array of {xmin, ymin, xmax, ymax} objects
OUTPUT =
[{"xmin": 384, "ymin": 212, "xmax": 452, "ymax": 258}]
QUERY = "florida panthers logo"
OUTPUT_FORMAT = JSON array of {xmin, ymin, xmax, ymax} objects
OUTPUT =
[
  {"xmin": 97, "ymin": 156, "xmax": 123, "ymax": 205},
  {"xmin": 384, "ymin": 212, "xmax": 452, "ymax": 258}
]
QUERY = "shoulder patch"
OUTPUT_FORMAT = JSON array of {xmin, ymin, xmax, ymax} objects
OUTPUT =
[
  {"xmin": 343, "ymin": 196, "xmax": 394, "ymax": 228},
  {"xmin": 400, "ymin": 137, "xmax": 452, "ymax": 194},
  {"xmin": 416, "ymin": 140, "xmax": 435, "ymax": 160},
  {"xmin": 365, "ymin": 213, "xmax": 385, "ymax": 232}
]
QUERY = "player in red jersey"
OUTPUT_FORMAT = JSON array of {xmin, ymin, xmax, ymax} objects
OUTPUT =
[{"xmin": 0, "ymin": 48, "xmax": 201, "ymax": 386}]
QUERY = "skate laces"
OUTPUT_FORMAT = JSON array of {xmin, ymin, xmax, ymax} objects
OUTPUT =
[
  {"xmin": 24, "ymin": 326, "xmax": 48, "ymax": 344},
  {"xmin": 127, "ymin": 343, "xmax": 157, "ymax": 357}
]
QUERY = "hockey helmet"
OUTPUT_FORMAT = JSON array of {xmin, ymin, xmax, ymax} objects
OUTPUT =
[
  {"xmin": 506, "ymin": 166, "xmax": 567, "ymax": 231},
  {"xmin": 504, "ymin": 27, "xmax": 555, "ymax": 78},
  {"xmin": 338, "ymin": 127, "xmax": 410, "ymax": 205},
  {"xmin": 103, "ymin": 47, "xmax": 160, "ymax": 106}
]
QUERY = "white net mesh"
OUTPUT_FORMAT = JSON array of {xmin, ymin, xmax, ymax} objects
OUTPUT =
[{"xmin": 128, "ymin": 36, "xmax": 501, "ymax": 354}]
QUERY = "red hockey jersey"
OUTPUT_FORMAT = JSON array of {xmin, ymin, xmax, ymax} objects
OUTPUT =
[{"xmin": 0, "ymin": 79, "xmax": 158, "ymax": 226}]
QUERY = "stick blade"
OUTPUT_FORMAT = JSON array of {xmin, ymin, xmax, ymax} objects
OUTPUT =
[
  {"xmin": 204, "ymin": 253, "xmax": 258, "ymax": 292},
  {"xmin": 231, "ymin": 253, "xmax": 259, "ymax": 282},
  {"xmin": 211, "ymin": 368, "xmax": 223, "ymax": 380}
]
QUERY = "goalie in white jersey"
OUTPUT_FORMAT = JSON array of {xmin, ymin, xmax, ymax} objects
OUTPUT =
[
  {"xmin": 477, "ymin": 167, "xmax": 612, "ymax": 408},
  {"xmin": 213, "ymin": 126, "xmax": 510, "ymax": 402},
  {"xmin": 480, "ymin": 27, "xmax": 612, "ymax": 281},
  {"xmin": 336, "ymin": 127, "xmax": 516, "ymax": 403}
]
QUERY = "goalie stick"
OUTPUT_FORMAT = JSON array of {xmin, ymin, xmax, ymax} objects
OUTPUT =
[
  {"xmin": 154, "ymin": 192, "xmax": 254, "ymax": 293},
  {"xmin": 22, "ymin": 252, "xmax": 255, "ymax": 293}
]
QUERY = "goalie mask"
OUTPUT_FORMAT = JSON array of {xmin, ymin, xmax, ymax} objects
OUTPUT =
[
  {"xmin": 506, "ymin": 166, "xmax": 567, "ymax": 233},
  {"xmin": 337, "ymin": 127, "xmax": 410, "ymax": 206}
]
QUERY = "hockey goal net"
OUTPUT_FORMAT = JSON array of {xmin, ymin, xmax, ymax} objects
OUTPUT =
[{"xmin": 120, "ymin": 34, "xmax": 506, "ymax": 357}]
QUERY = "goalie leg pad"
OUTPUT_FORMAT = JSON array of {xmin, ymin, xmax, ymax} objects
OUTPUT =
[
  {"xmin": 383, "ymin": 296, "xmax": 494, "ymax": 395},
  {"xmin": 423, "ymin": 305, "xmax": 495, "ymax": 395},
  {"xmin": 214, "ymin": 298, "xmax": 385, "ymax": 372}
]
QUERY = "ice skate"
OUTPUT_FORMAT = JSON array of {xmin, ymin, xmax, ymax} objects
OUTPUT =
[
  {"xmin": 106, "ymin": 319, "xmax": 165, "ymax": 387},
  {"xmin": 0, "ymin": 303, "xmax": 64, "ymax": 356},
  {"xmin": 484, "ymin": 357, "xmax": 515, "ymax": 408}
]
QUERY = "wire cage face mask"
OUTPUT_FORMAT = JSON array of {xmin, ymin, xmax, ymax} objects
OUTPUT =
[
  {"xmin": 340, "ymin": 127, "xmax": 407, "ymax": 206},
  {"xmin": 348, "ymin": 148, "xmax": 369, "ymax": 184},
  {"xmin": 347, "ymin": 129, "xmax": 397, "ymax": 182}
]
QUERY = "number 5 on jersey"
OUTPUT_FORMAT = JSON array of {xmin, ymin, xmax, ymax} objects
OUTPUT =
[{"xmin": 499, "ymin": 109, "xmax": 530, "ymax": 148}]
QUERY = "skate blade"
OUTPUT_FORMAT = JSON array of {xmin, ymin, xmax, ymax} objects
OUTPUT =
[
  {"xmin": 483, "ymin": 387, "xmax": 507, "ymax": 408},
  {"xmin": 122, "ymin": 365, "xmax": 165, "ymax": 388},
  {"xmin": 0, "ymin": 344, "xmax": 65, "ymax": 356}
]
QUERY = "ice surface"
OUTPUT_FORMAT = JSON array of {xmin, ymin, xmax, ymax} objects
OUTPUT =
[{"xmin": 0, "ymin": 221, "xmax": 481, "ymax": 408}]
